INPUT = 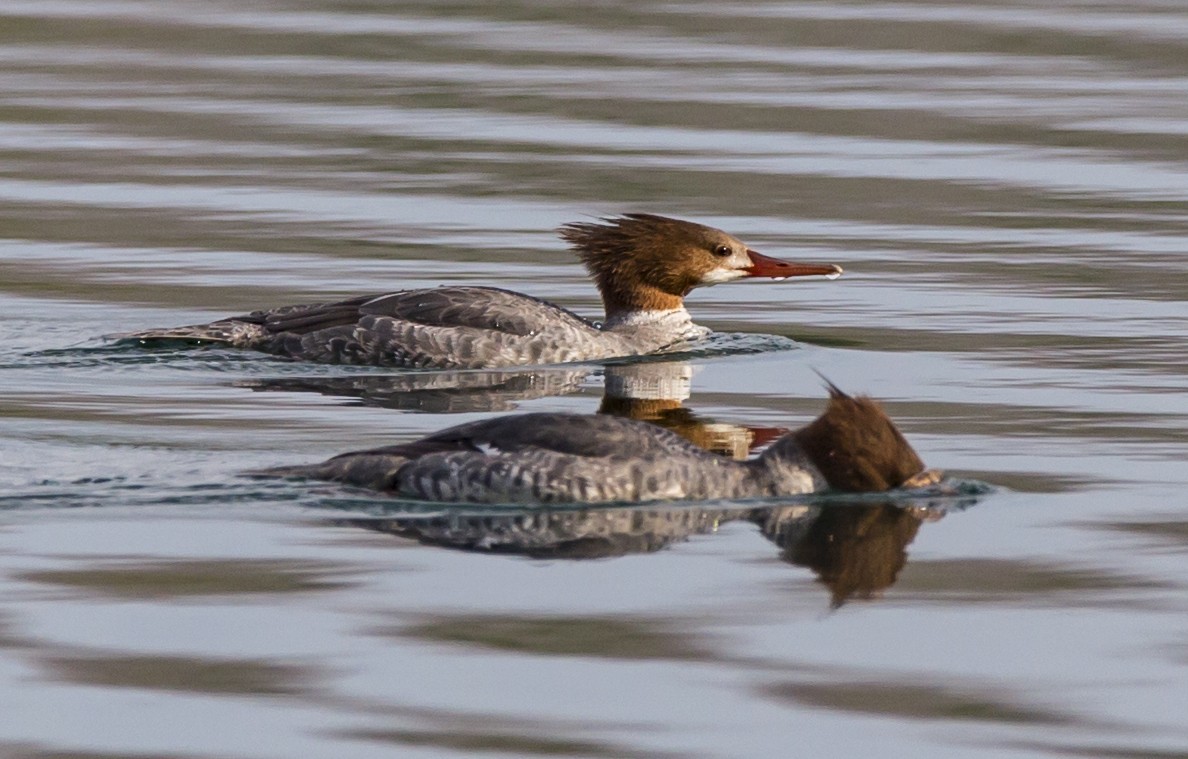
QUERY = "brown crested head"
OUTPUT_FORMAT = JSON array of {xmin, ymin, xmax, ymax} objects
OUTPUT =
[
  {"xmin": 794, "ymin": 383, "xmax": 927, "ymax": 492},
  {"xmin": 558, "ymin": 213, "xmax": 841, "ymax": 317}
]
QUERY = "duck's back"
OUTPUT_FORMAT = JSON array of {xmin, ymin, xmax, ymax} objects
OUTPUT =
[
  {"xmin": 126, "ymin": 286, "xmax": 637, "ymax": 368},
  {"xmin": 273, "ymin": 412, "xmax": 750, "ymax": 504}
]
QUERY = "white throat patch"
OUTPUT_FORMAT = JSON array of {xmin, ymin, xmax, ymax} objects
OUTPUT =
[
  {"xmin": 698, "ymin": 268, "xmax": 749, "ymax": 286},
  {"xmin": 602, "ymin": 308, "xmax": 692, "ymax": 330}
]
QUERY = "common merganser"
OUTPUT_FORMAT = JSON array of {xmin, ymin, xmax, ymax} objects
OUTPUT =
[
  {"xmin": 260, "ymin": 386, "xmax": 942, "ymax": 504},
  {"xmin": 121, "ymin": 214, "xmax": 842, "ymax": 368}
]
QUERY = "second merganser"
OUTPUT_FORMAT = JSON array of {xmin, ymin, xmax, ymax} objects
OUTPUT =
[
  {"xmin": 260, "ymin": 386, "xmax": 942, "ymax": 504},
  {"xmin": 120, "ymin": 214, "xmax": 842, "ymax": 368}
]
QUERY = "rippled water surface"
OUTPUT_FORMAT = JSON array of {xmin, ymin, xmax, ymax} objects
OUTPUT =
[{"xmin": 2, "ymin": 1, "xmax": 1187, "ymax": 757}]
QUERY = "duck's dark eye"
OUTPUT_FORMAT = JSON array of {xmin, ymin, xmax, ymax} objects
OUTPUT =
[{"xmin": 713, "ymin": 244, "xmax": 732, "ymax": 257}]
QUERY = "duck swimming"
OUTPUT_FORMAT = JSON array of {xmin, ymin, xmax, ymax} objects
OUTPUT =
[
  {"xmin": 122, "ymin": 214, "xmax": 842, "ymax": 369},
  {"xmin": 260, "ymin": 386, "xmax": 941, "ymax": 505}
]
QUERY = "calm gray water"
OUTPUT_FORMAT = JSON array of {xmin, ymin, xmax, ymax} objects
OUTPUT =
[{"xmin": 2, "ymin": 1, "xmax": 1187, "ymax": 757}]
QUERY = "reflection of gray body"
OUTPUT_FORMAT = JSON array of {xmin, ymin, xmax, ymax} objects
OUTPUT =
[
  {"xmin": 268, "ymin": 412, "xmax": 824, "ymax": 504},
  {"xmin": 348, "ymin": 504, "xmax": 755, "ymax": 559},
  {"xmin": 239, "ymin": 360, "xmax": 780, "ymax": 460},
  {"xmin": 344, "ymin": 498, "xmax": 957, "ymax": 609},
  {"xmin": 238, "ymin": 365, "xmax": 592, "ymax": 413}
]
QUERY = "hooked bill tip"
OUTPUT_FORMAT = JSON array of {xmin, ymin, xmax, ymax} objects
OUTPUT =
[{"xmin": 744, "ymin": 250, "xmax": 845, "ymax": 280}]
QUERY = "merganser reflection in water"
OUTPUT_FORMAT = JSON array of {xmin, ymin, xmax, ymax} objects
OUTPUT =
[
  {"xmin": 238, "ymin": 360, "xmax": 783, "ymax": 457},
  {"xmin": 336, "ymin": 499, "xmax": 964, "ymax": 608}
]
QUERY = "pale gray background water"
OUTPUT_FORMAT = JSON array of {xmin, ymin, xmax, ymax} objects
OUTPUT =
[{"xmin": 2, "ymin": 1, "xmax": 1187, "ymax": 757}]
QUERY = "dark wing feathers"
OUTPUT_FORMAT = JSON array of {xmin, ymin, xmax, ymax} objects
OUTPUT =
[
  {"xmin": 264, "ymin": 413, "xmax": 730, "ymax": 500},
  {"xmin": 320, "ymin": 414, "xmax": 682, "ymax": 463},
  {"xmin": 257, "ymin": 295, "xmax": 380, "ymax": 334},
  {"xmin": 329, "ymin": 437, "xmax": 484, "ymax": 462},
  {"xmin": 359, "ymin": 287, "xmax": 595, "ymax": 336},
  {"xmin": 125, "ymin": 286, "xmax": 598, "ymax": 366},
  {"xmin": 418, "ymin": 413, "xmax": 707, "ymax": 460},
  {"xmin": 264, "ymin": 437, "xmax": 487, "ymax": 491},
  {"xmin": 246, "ymin": 286, "xmax": 592, "ymax": 340}
]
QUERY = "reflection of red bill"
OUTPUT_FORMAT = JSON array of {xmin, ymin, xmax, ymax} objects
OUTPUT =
[
  {"xmin": 903, "ymin": 468, "xmax": 945, "ymax": 489},
  {"xmin": 747, "ymin": 425, "xmax": 790, "ymax": 452}
]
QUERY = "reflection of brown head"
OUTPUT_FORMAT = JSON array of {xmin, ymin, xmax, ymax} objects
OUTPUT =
[
  {"xmin": 765, "ymin": 503, "xmax": 923, "ymax": 608},
  {"xmin": 598, "ymin": 396, "xmax": 783, "ymax": 460},
  {"xmin": 795, "ymin": 385, "xmax": 926, "ymax": 492}
]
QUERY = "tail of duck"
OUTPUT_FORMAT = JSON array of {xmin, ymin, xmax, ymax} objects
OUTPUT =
[
  {"xmin": 249, "ymin": 451, "xmax": 410, "ymax": 492},
  {"xmin": 247, "ymin": 438, "xmax": 471, "ymax": 492},
  {"xmin": 787, "ymin": 383, "xmax": 929, "ymax": 492},
  {"xmin": 109, "ymin": 320, "xmax": 264, "ymax": 347}
]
